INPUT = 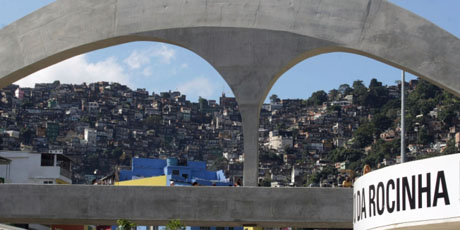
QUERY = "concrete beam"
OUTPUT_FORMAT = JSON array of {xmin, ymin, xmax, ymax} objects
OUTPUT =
[
  {"xmin": 0, "ymin": 184, "xmax": 353, "ymax": 228},
  {"xmin": 2, "ymin": 0, "xmax": 460, "ymax": 97}
]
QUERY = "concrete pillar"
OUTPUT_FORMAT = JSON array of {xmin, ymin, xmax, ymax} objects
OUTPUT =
[{"xmin": 239, "ymin": 104, "xmax": 261, "ymax": 187}]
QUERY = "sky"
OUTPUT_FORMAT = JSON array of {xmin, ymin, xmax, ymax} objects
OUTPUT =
[{"xmin": 1, "ymin": 0, "xmax": 460, "ymax": 102}]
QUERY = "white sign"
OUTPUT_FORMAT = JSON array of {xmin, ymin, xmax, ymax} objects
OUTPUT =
[{"xmin": 353, "ymin": 153, "xmax": 460, "ymax": 230}]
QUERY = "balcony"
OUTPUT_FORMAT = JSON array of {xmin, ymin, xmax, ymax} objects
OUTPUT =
[{"xmin": 59, "ymin": 167, "xmax": 72, "ymax": 180}]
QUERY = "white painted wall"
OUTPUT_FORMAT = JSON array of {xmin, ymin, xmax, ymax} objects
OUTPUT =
[
  {"xmin": 268, "ymin": 135, "xmax": 293, "ymax": 152},
  {"xmin": 84, "ymin": 128, "xmax": 97, "ymax": 146},
  {"xmin": 0, "ymin": 151, "xmax": 71, "ymax": 184}
]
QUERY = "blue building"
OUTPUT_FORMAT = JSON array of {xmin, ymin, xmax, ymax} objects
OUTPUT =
[
  {"xmin": 117, "ymin": 158, "xmax": 241, "ymax": 230},
  {"xmin": 119, "ymin": 157, "xmax": 231, "ymax": 186}
]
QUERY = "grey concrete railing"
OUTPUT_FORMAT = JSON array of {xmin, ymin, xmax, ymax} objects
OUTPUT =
[{"xmin": 0, "ymin": 184, "xmax": 353, "ymax": 229}]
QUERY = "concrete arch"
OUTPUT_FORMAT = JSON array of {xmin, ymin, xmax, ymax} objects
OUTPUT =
[{"xmin": 1, "ymin": 0, "xmax": 460, "ymax": 186}]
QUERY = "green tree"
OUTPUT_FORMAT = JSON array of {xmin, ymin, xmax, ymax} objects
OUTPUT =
[
  {"xmin": 369, "ymin": 139, "xmax": 400, "ymax": 164},
  {"xmin": 412, "ymin": 79, "xmax": 442, "ymax": 100},
  {"xmin": 417, "ymin": 127, "xmax": 434, "ymax": 146},
  {"xmin": 117, "ymin": 219, "xmax": 137, "ymax": 230},
  {"xmin": 353, "ymin": 122, "xmax": 376, "ymax": 148},
  {"xmin": 353, "ymin": 80, "xmax": 366, "ymax": 91},
  {"xmin": 371, "ymin": 113, "xmax": 392, "ymax": 134},
  {"xmin": 352, "ymin": 80, "xmax": 368, "ymax": 105},
  {"xmin": 443, "ymin": 139, "xmax": 459, "ymax": 155},
  {"xmin": 369, "ymin": 78, "xmax": 382, "ymax": 89},
  {"xmin": 365, "ymin": 84, "xmax": 389, "ymax": 109},
  {"xmin": 362, "ymin": 139, "xmax": 400, "ymax": 169},
  {"xmin": 270, "ymin": 94, "xmax": 280, "ymax": 104},
  {"xmin": 381, "ymin": 99, "xmax": 400, "ymax": 119},
  {"xmin": 307, "ymin": 90, "xmax": 328, "ymax": 106},
  {"xmin": 328, "ymin": 89, "xmax": 340, "ymax": 101},
  {"xmin": 307, "ymin": 172, "xmax": 321, "ymax": 185},
  {"xmin": 338, "ymin": 84, "xmax": 353, "ymax": 96},
  {"xmin": 327, "ymin": 148, "xmax": 363, "ymax": 163},
  {"xmin": 418, "ymin": 98, "xmax": 436, "ymax": 116},
  {"xmin": 166, "ymin": 219, "xmax": 185, "ymax": 230},
  {"xmin": 439, "ymin": 105, "xmax": 457, "ymax": 127}
]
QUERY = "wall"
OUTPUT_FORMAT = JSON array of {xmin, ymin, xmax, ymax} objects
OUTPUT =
[
  {"xmin": 0, "ymin": 151, "xmax": 71, "ymax": 184},
  {"xmin": 115, "ymin": 175, "xmax": 166, "ymax": 186},
  {"xmin": 120, "ymin": 158, "xmax": 227, "ymax": 184},
  {"xmin": 0, "ymin": 184, "xmax": 353, "ymax": 228}
]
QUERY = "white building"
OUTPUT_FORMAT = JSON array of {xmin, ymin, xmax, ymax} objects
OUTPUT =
[
  {"xmin": 14, "ymin": 88, "xmax": 24, "ymax": 100},
  {"xmin": 223, "ymin": 151, "xmax": 238, "ymax": 161},
  {"xmin": 268, "ymin": 131, "xmax": 293, "ymax": 153},
  {"xmin": 238, "ymin": 154, "xmax": 245, "ymax": 162},
  {"xmin": 84, "ymin": 128, "xmax": 97, "ymax": 146},
  {"xmin": 330, "ymin": 100, "xmax": 351, "ymax": 106},
  {"xmin": 5, "ymin": 130, "xmax": 20, "ymax": 138},
  {"xmin": 291, "ymin": 166, "xmax": 300, "ymax": 185},
  {"xmin": 0, "ymin": 151, "xmax": 72, "ymax": 184}
]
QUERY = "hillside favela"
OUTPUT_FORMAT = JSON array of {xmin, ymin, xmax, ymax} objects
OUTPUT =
[{"xmin": 1, "ymin": 78, "xmax": 458, "ymax": 187}]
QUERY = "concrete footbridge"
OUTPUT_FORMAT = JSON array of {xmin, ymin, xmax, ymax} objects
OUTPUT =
[
  {"xmin": 1, "ymin": 0, "xmax": 460, "ymax": 228},
  {"xmin": 0, "ymin": 185, "xmax": 353, "ymax": 228}
]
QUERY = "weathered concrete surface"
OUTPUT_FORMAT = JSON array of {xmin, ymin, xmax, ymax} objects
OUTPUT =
[
  {"xmin": 2, "ymin": 0, "xmax": 460, "ymax": 95},
  {"xmin": 0, "ymin": 184, "xmax": 353, "ymax": 228},
  {"xmin": 1, "ymin": 0, "xmax": 460, "ymax": 186}
]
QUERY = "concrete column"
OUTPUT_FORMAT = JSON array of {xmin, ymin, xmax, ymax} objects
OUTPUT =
[{"xmin": 239, "ymin": 104, "xmax": 261, "ymax": 187}]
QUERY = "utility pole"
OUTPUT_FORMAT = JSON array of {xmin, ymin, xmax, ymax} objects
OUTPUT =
[{"xmin": 401, "ymin": 70, "xmax": 406, "ymax": 163}]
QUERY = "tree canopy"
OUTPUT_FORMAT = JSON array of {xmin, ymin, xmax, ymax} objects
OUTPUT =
[{"xmin": 307, "ymin": 90, "xmax": 328, "ymax": 106}]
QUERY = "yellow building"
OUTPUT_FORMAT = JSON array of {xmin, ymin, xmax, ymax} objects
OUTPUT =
[
  {"xmin": 243, "ymin": 227, "xmax": 262, "ymax": 230},
  {"xmin": 115, "ymin": 175, "xmax": 167, "ymax": 186}
]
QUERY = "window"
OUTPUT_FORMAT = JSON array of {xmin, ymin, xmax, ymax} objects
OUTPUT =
[
  {"xmin": 41, "ymin": 154, "xmax": 54, "ymax": 166},
  {"xmin": 182, "ymin": 174, "xmax": 188, "ymax": 179},
  {"xmin": 172, "ymin": 170, "xmax": 179, "ymax": 176},
  {"xmin": 43, "ymin": 181, "xmax": 53, "ymax": 184}
]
